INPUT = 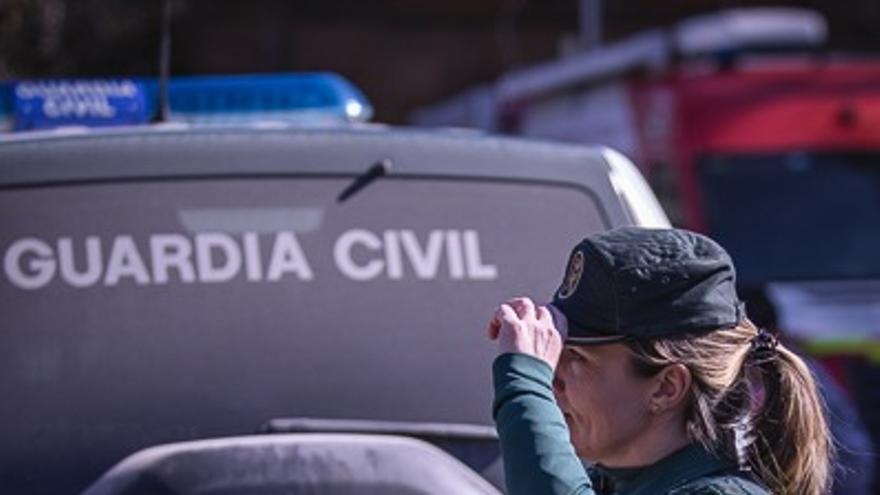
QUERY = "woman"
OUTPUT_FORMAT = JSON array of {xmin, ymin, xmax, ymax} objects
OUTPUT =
[{"xmin": 488, "ymin": 227, "xmax": 832, "ymax": 495}]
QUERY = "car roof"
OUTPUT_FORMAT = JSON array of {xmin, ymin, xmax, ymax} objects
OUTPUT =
[{"xmin": 0, "ymin": 123, "xmax": 633, "ymax": 227}]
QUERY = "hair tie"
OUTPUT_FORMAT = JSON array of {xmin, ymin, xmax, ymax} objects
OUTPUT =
[{"xmin": 749, "ymin": 328, "xmax": 779, "ymax": 362}]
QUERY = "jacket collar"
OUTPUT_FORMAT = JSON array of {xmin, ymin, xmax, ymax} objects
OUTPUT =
[{"xmin": 589, "ymin": 444, "xmax": 736, "ymax": 495}]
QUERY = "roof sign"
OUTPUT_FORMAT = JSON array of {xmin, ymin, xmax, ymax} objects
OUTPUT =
[{"xmin": 13, "ymin": 79, "xmax": 149, "ymax": 131}]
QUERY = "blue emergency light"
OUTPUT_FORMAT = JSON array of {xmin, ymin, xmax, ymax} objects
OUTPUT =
[
  {"xmin": 1, "ymin": 73, "xmax": 372, "ymax": 132},
  {"xmin": 155, "ymin": 73, "xmax": 372, "ymax": 124}
]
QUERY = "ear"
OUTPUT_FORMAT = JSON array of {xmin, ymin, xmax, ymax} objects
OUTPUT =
[{"xmin": 648, "ymin": 363, "xmax": 692, "ymax": 414}]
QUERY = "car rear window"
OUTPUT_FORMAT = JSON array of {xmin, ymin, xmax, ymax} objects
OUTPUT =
[{"xmin": 1, "ymin": 175, "xmax": 608, "ymax": 491}]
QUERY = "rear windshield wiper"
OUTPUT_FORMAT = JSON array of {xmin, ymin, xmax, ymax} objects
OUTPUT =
[{"xmin": 337, "ymin": 159, "xmax": 392, "ymax": 203}]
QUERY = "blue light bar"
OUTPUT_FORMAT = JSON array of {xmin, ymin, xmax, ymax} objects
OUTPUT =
[
  {"xmin": 2, "ymin": 72, "xmax": 373, "ymax": 132},
  {"xmin": 154, "ymin": 72, "xmax": 373, "ymax": 124}
]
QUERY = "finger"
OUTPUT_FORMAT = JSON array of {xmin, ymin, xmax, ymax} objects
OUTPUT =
[
  {"xmin": 536, "ymin": 305, "xmax": 552, "ymax": 322},
  {"xmin": 546, "ymin": 304, "xmax": 568, "ymax": 341},
  {"xmin": 495, "ymin": 304, "xmax": 523, "ymax": 341},
  {"xmin": 509, "ymin": 297, "xmax": 536, "ymax": 320},
  {"xmin": 497, "ymin": 303, "xmax": 520, "ymax": 325}
]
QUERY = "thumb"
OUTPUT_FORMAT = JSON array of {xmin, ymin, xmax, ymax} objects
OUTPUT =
[{"xmin": 487, "ymin": 315, "xmax": 501, "ymax": 340}]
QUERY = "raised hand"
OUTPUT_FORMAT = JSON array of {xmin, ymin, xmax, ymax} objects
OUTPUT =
[{"xmin": 488, "ymin": 297, "xmax": 563, "ymax": 370}]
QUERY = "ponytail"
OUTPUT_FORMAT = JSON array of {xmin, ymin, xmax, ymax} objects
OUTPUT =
[
  {"xmin": 745, "ymin": 338, "xmax": 833, "ymax": 495},
  {"xmin": 627, "ymin": 320, "xmax": 834, "ymax": 495}
]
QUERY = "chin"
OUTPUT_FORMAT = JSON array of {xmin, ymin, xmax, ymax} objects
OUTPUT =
[
  {"xmin": 568, "ymin": 435, "xmax": 591, "ymax": 458},
  {"xmin": 573, "ymin": 444, "xmax": 594, "ymax": 460}
]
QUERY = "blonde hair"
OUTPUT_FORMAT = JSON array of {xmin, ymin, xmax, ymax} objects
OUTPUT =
[{"xmin": 626, "ymin": 319, "xmax": 833, "ymax": 495}]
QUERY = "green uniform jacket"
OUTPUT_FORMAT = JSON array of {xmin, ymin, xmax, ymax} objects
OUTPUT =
[{"xmin": 492, "ymin": 353, "xmax": 771, "ymax": 495}]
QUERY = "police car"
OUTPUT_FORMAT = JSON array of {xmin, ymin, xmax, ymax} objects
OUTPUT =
[{"xmin": 0, "ymin": 74, "xmax": 669, "ymax": 494}]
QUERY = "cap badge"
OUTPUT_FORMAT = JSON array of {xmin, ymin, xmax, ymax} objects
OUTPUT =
[{"xmin": 557, "ymin": 250, "xmax": 584, "ymax": 300}]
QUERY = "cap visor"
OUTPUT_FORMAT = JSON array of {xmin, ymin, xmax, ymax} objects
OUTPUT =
[
  {"xmin": 564, "ymin": 334, "xmax": 629, "ymax": 345},
  {"xmin": 548, "ymin": 303, "xmax": 629, "ymax": 345}
]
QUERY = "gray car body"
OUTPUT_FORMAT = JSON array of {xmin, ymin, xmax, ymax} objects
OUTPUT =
[{"xmin": 0, "ymin": 124, "xmax": 668, "ymax": 494}]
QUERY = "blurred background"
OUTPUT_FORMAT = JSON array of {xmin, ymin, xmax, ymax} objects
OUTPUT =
[
  {"xmin": 3, "ymin": 0, "xmax": 880, "ymax": 493},
  {"xmin": 2, "ymin": 0, "xmax": 878, "ymax": 123}
]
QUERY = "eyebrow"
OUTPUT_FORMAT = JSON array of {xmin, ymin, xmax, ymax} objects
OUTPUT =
[{"xmin": 567, "ymin": 346, "xmax": 595, "ymax": 360}]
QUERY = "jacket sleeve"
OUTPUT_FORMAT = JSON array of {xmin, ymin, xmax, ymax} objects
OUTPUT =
[{"xmin": 493, "ymin": 352, "xmax": 595, "ymax": 495}]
